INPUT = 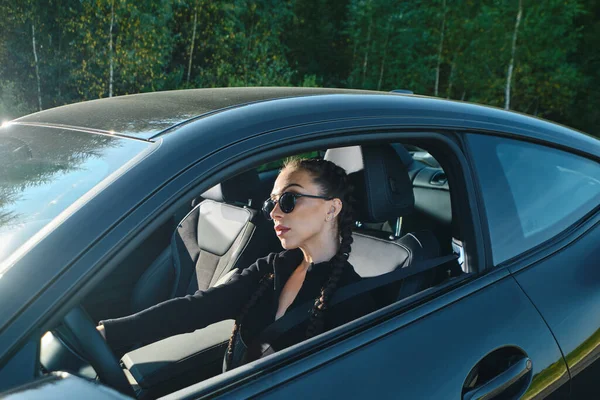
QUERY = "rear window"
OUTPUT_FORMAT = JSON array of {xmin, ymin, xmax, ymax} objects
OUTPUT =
[
  {"xmin": 0, "ymin": 124, "xmax": 151, "ymax": 262},
  {"xmin": 468, "ymin": 134, "xmax": 600, "ymax": 265}
]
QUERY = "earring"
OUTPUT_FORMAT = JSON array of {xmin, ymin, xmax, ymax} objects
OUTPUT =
[{"xmin": 326, "ymin": 215, "xmax": 332, "ymax": 222}]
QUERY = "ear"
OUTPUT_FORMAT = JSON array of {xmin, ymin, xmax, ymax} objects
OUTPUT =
[{"xmin": 330, "ymin": 198, "xmax": 343, "ymax": 219}]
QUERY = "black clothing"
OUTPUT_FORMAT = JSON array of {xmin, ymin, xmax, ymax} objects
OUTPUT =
[{"xmin": 100, "ymin": 248, "xmax": 377, "ymax": 367}]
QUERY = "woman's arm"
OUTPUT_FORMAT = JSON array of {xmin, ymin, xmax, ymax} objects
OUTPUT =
[{"xmin": 99, "ymin": 253, "xmax": 277, "ymax": 350}]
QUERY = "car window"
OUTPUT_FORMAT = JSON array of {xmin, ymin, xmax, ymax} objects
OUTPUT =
[
  {"xmin": 256, "ymin": 151, "xmax": 321, "ymax": 172},
  {"xmin": 0, "ymin": 124, "xmax": 152, "ymax": 263},
  {"xmin": 468, "ymin": 134, "xmax": 600, "ymax": 265},
  {"xmin": 403, "ymin": 144, "xmax": 441, "ymax": 168}
]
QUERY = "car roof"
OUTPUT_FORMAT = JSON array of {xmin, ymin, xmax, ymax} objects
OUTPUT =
[
  {"xmin": 10, "ymin": 87, "xmax": 599, "ymax": 156},
  {"xmin": 12, "ymin": 87, "xmax": 385, "ymax": 140}
]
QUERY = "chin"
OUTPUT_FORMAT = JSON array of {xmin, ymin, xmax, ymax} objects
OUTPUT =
[{"xmin": 278, "ymin": 238, "xmax": 300, "ymax": 250}]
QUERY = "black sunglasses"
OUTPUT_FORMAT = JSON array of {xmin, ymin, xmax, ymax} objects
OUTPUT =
[{"xmin": 262, "ymin": 192, "xmax": 333, "ymax": 220}]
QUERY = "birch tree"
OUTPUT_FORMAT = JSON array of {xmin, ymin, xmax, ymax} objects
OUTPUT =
[
  {"xmin": 66, "ymin": 0, "xmax": 174, "ymax": 99},
  {"xmin": 509, "ymin": 0, "xmax": 581, "ymax": 118},
  {"xmin": 377, "ymin": 16, "xmax": 392, "ymax": 91},
  {"xmin": 434, "ymin": 0, "xmax": 446, "ymax": 97},
  {"xmin": 108, "ymin": 0, "xmax": 114, "ymax": 97},
  {"xmin": 186, "ymin": 7, "xmax": 198, "ymax": 85},
  {"xmin": 31, "ymin": 23, "xmax": 42, "ymax": 110},
  {"xmin": 362, "ymin": 10, "xmax": 373, "ymax": 86},
  {"xmin": 505, "ymin": 0, "xmax": 522, "ymax": 110}
]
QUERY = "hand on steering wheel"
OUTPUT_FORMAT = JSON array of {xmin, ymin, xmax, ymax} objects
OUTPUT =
[{"xmin": 63, "ymin": 306, "xmax": 135, "ymax": 398}]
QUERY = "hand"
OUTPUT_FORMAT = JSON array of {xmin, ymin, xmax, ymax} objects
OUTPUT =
[{"xmin": 96, "ymin": 324, "xmax": 107, "ymax": 340}]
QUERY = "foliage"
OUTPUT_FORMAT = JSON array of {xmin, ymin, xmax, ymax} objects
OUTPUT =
[
  {"xmin": 0, "ymin": 80, "xmax": 35, "ymax": 120},
  {"xmin": 0, "ymin": 0, "xmax": 597, "ymax": 136}
]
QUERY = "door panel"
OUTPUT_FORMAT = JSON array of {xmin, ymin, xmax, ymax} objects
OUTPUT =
[
  {"xmin": 221, "ymin": 275, "xmax": 569, "ymax": 399},
  {"xmin": 512, "ymin": 219, "xmax": 600, "ymax": 399}
]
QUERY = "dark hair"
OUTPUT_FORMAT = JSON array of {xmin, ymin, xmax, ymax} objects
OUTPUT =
[{"xmin": 225, "ymin": 158, "xmax": 355, "ymax": 366}]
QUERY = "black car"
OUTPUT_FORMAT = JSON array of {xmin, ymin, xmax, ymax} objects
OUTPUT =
[{"xmin": 0, "ymin": 87, "xmax": 599, "ymax": 399}]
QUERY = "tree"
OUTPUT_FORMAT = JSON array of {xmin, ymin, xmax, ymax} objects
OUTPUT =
[
  {"xmin": 346, "ymin": 0, "xmax": 440, "ymax": 94},
  {"xmin": 569, "ymin": 0, "xmax": 600, "ymax": 134},
  {"xmin": 508, "ymin": 0, "xmax": 582, "ymax": 118},
  {"xmin": 0, "ymin": 0, "xmax": 594, "ymax": 137},
  {"xmin": 505, "ymin": 0, "xmax": 522, "ymax": 110},
  {"xmin": 65, "ymin": 0, "xmax": 174, "ymax": 99},
  {"xmin": 283, "ymin": 0, "xmax": 352, "ymax": 87}
]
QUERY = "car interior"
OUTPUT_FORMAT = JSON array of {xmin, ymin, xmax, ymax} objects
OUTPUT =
[{"xmin": 38, "ymin": 141, "xmax": 468, "ymax": 398}]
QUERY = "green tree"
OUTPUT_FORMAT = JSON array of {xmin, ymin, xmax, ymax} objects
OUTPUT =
[
  {"xmin": 346, "ymin": 0, "xmax": 440, "ymax": 93},
  {"xmin": 64, "ymin": 0, "xmax": 174, "ymax": 99},
  {"xmin": 283, "ymin": 0, "xmax": 352, "ymax": 87}
]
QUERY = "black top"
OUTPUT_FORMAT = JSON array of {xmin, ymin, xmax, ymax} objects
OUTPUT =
[{"xmin": 100, "ymin": 248, "xmax": 377, "ymax": 365}]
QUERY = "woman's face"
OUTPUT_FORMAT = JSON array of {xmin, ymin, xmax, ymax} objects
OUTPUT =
[{"xmin": 269, "ymin": 168, "xmax": 339, "ymax": 250}]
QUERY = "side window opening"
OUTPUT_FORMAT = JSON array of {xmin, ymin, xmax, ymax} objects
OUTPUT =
[{"xmin": 40, "ymin": 139, "xmax": 471, "ymax": 398}]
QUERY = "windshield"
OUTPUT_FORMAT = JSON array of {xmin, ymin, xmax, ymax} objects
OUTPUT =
[{"xmin": 0, "ymin": 124, "xmax": 151, "ymax": 263}]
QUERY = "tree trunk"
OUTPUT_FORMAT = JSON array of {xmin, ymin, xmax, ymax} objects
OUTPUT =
[
  {"xmin": 377, "ymin": 17, "xmax": 392, "ymax": 91},
  {"xmin": 362, "ymin": 13, "xmax": 373, "ymax": 87},
  {"xmin": 350, "ymin": 37, "xmax": 358, "ymax": 86},
  {"xmin": 434, "ymin": 0, "xmax": 446, "ymax": 97},
  {"xmin": 245, "ymin": 20, "xmax": 256, "ymax": 85},
  {"xmin": 58, "ymin": 27, "xmax": 62, "ymax": 98},
  {"xmin": 109, "ymin": 0, "xmax": 115, "ymax": 97},
  {"xmin": 32, "ymin": 23, "xmax": 42, "ymax": 111},
  {"xmin": 446, "ymin": 52, "xmax": 456, "ymax": 98},
  {"xmin": 108, "ymin": 0, "xmax": 114, "ymax": 97},
  {"xmin": 505, "ymin": 0, "xmax": 523, "ymax": 110},
  {"xmin": 187, "ymin": 8, "xmax": 198, "ymax": 85}
]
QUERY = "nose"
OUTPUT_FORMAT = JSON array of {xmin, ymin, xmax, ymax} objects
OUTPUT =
[{"xmin": 270, "ymin": 200, "xmax": 283, "ymax": 221}]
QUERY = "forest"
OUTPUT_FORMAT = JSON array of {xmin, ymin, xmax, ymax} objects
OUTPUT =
[{"xmin": 1, "ymin": 0, "xmax": 599, "ymax": 137}]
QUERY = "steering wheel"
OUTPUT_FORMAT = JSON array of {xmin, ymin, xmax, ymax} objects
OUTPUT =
[{"xmin": 62, "ymin": 306, "xmax": 136, "ymax": 398}]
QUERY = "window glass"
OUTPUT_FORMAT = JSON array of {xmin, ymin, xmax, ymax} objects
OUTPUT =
[
  {"xmin": 0, "ymin": 125, "xmax": 151, "ymax": 263},
  {"xmin": 468, "ymin": 134, "xmax": 600, "ymax": 265},
  {"xmin": 256, "ymin": 151, "xmax": 321, "ymax": 172}
]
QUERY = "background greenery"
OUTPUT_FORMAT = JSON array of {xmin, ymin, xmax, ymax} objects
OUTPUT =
[{"xmin": 1, "ymin": 0, "xmax": 598, "ymax": 137}]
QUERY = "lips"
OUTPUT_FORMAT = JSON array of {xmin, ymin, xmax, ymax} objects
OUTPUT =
[{"xmin": 275, "ymin": 225, "xmax": 291, "ymax": 237}]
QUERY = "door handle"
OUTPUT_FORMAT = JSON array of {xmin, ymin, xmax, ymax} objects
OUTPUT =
[
  {"xmin": 463, "ymin": 357, "xmax": 532, "ymax": 400},
  {"xmin": 430, "ymin": 171, "xmax": 447, "ymax": 186}
]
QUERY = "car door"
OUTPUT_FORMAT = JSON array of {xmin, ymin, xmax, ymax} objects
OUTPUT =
[
  {"xmin": 466, "ymin": 133, "xmax": 600, "ymax": 399},
  {"xmin": 163, "ymin": 132, "xmax": 570, "ymax": 400},
  {"xmin": 199, "ymin": 273, "xmax": 565, "ymax": 400}
]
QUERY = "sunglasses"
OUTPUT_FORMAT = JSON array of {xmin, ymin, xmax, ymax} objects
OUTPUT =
[{"xmin": 262, "ymin": 192, "xmax": 333, "ymax": 220}]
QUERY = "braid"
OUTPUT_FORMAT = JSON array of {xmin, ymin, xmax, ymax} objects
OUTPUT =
[
  {"xmin": 305, "ymin": 196, "xmax": 354, "ymax": 337},
  {"xmin": 284, "ymin": 158, "xmax": 356, "ymax": 338},
  {"xmin": 225, "ymin": 272, "xmax": 274, "ymax": 367}
]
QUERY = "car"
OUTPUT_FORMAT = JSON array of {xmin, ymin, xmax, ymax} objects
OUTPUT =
[{"xmin": 0, "ymin": 87, "xmax": 599, "ymax": 399}]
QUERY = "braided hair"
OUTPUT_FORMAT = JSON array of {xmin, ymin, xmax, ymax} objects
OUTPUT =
[
  {"xmin": 225, "ymin": 272, "xmax": 274, "ymax": 367},
  {"xmin": 225, "ymin": 158, "xmax": 355, "ymax": 366}
]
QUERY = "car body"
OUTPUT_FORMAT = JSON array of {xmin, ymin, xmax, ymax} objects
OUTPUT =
[{"xmin": 0, "ymin": 87, "xmax": 599, "ymax": 399}]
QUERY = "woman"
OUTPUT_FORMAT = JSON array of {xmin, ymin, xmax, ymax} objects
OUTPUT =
[{"xmin": 98, "ymin": 158, "xmax": 376, "ymax": 370}]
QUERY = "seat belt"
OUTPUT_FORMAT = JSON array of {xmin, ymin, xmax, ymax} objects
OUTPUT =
[{"xmin": 258, "ymin": 253, "xmax": 458, "ymax": 345}]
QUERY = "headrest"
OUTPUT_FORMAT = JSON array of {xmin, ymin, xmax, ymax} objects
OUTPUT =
[
  {"xmin": 325, "ymin": 145, "xmax": 414, "ymax": 222},
  {"xmin": 202, "ymin": 169, "xmax": 261, "ymax": 207}
]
